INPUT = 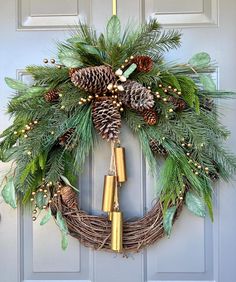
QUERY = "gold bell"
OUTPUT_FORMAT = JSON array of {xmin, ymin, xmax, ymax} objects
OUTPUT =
[
  {"xmin": 102, "ymin": 175, "xmax": 116, "ymax": 212},
  {"xmin": 108, "ymin": 212, "xmax": 113, "ymax": 221},
  {"xmin": 111, "ymin": 211, "xmax": 123, "ymax": 252},
  {"xmin": 114, "ymin": 147, "xmax": 127, "ymax": 182}
]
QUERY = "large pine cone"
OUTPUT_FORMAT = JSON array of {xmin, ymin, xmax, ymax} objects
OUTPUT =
[
  {"xmin": 44, "ymin": 89, "xmax": 60, "ymax": 102},
  {"xmin": 92, "ymin": 98, "xmax": 121, "ymax": 141},
  {"xmin": 149, "ymin": 139, "xmax": 167, "ymax": 156},
  {"xmin": 71, "ymin": 65, "xmax": 116, "ymax": 95},
  {"xmin": 131, "ymin": 56, "xmax": 153, "ymax": 72},
  {"xmin": 69, "ymin": 68, "xmax": 79, "ymax": 77},
  {"xmin": 142, "ymin": 109, "xmax": 158, "ymax": 125},
  {"xmin": 118, "ymin": 80, "xmax": 154, "ymax": 111}
]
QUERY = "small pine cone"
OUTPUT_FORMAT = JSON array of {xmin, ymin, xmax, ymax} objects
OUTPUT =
[
  {"xmin": 131, "ymin": 56, "xmax": 153, "ymax": 72},
  {"xmin": 119, "ymin": 80, "xmax": 154, "ymax": 111},
  {"xmin": 59, "ymin": 128, "xmax": 75, "ymax": 147},
  {"xmin": 44, "ymin": 89, "xmax": 60, "ymax": 102},
  {"xmin": 71, "ymin": 65, "xmax": 116, "ymax": 95},
  {"xmin": 92, "ymin": 98, "xmax": 121, "ymax": 141},
  {"xmin": 203, "ymin": 98, "xmax": 214, "ymax": 111},
  {"xmin": 168, "ymin": 96, "xmax": 187, "ymax": 111},
  {"xmin": 149, "ymin": 139, "xmax": 167, "ymax": 156},
  {"xmin": 69, "ymin": 68, "xmax": 79, "ymax": 77},
  {"xmin": 142, "ymin": 109, "xmax": 158, "ymax": 125},
  {"xmin": 61, "ymin": 185, "xmax": 78, "ymax": 209},
  {"xmin": 208, "ymin": 172, "xmax": 219, "ymax": 181}
]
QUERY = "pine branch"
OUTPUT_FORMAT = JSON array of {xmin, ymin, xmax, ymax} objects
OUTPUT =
[{"xmin": 26, "ymin": 66, "xmax": 70, "ymax": 87}]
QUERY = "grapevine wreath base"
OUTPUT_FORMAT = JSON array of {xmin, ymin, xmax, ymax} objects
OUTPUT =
[
  {"xmin": 1, "ymin": 16, "xmax": 236, "ymax": 253},
  {"xmin": 51, "ymin": 186, "xmax": 183, "ymax": 252}
]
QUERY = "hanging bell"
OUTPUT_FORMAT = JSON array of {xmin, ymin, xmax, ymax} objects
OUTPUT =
[
  {"xmin": 114, "ymin": 147, "xmax": 127, "ymax": 182},
  {"xmin": 108, "ymin": 212, "xmax": 113, "ymax": 221},
  {"xmin": 102, "ymin": 175, "xmax": 116, "ymax": 212},
  {"xmin": 111, "ymin": 211, "xmax": 123, "ymax": 252}
]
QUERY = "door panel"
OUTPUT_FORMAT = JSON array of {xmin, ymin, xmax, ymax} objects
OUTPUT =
[{"xmin": 0, "ymin": 0, "xmax": 236, "ymax": 282}]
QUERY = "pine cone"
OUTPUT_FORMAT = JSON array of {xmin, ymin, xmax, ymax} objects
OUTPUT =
[
  {"xmin": 168, "ymin": 96, "xmax": 187, "ymax": 111},
  {"xmin": 142, "ymin": 109, "xmax": 158, "ymax": 125},
  {"xmin": 119, "ymin": 80, "xmax": 154, "ymax": 111},
  {"xmin": 44, "ymin": 89, "xmax": 60, "ymax": 102},
  {"xmin": 61, "ymin": 185, "xmax": 78, "ymax": 209},
  {"xmin": 59, "ymin": 128, "xmax": 75, "ymax": 147},
  {"xmin": 149, "ymin": 139, "xmax": 167, "ymax": 156},
  {"xmin": 69, "ymin": 68, "xmax": 79, "ymax": 77},
  {"xmin": 209, "ymin": 172, "xmax": 219, "ymax": 181},
  {"xmin": 92, "ymin": 98, "xmax": 121, "ymax": 141},
  {"xmin": 203, "ymin": 98, "xmax": 214, "ymax": 111},
  {"xmin": 71, "ymin": 65, "xmax": 116, "ymax": 95},
  {"xmin": 132, "ymin": 56, "xmax": 153, "ymax": 72}
]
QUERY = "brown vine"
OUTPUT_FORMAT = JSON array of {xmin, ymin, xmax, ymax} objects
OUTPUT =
[{"xmin": 51, "ymin": 186, "xmax": 183, "ymax": 253}]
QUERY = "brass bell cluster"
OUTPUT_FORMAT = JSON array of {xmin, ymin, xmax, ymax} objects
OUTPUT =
[{"xmin": 102, "ymin": 145, "xmax": 127, "ymax": 252}]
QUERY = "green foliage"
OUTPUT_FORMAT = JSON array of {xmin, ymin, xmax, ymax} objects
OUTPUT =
[
  {"xmin": 188, "ymin": 52, "xmax": 211, "ymax": 67},
  {"xmin": 35, "ymin": 191, "xmax": 48, "ymax": 209},
  {"xmin": 185, "ymin": 191, "xmax": 206, "ymax": 217},
  {"xmin": 60, "ymin": 175, "xmax": 79, "ymax": 192},
  {"xmin": 56, "ymin": 211, "xmax": 69, "ymax": 233},
  {"xmin": 124, "ymin": 19, "xmax": 181, "ymax": 59},
  {"xmin": 199, "ymin": 74, "xmax": 216, "ymax": 91},
  {"xmin": 72, "ymin": 105, "xmax": 94, "ymax": 172},
  {"xmin": 1, "ymin": 177, "xmax": 17, "ymax": 208},
  {"xmin": 40, "ymin": 209, "xmax": 52, "ymax": 225},
  {"xmin": 160, "ymin": 72, "xmax": 181, "ymax": 91},
  {"xmin": 5, "ymin": 77, "xmax": 28, "ymax": 91},
  {"xmin": 26, "ymin": 65, "xmax": 70, "ymax": 87},
  {"xmin": 56, "ymin": 211, "xmax": 69, "ymax": 250},
  {"xmin": 177, "ymin": 75, "xmax": 199, "ymax": 112},
  {"xmin": 61, "ymin": 233, "xmax": 69, "ymax": 250},
  {"xmin": 106, "ymin": 15, "xmax": 121, "ymax": 46},
  {"xmin": 58, "ymin": 46, "xmax": 83, "ymax": 68},
  {"xmin": 163, "ymin": 206, "xmax": 177, "ymax": 237}
]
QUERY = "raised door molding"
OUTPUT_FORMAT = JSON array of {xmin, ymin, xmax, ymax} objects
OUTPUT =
[
  {"xmin": 17, "ymin": 0, "xmax": 91, "ymax": 30},
  {"xmin": 144, "ymin": 0, "xmax": 219, "ymax": 27}
]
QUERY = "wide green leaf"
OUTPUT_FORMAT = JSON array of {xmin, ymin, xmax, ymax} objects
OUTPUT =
[
  {"xmin": 163, "ymin": 206, "xmax": 177, "ymax": 237},
  {"xmin": 35, "ymin": 191, "xmax": 47, "ymax": 209},
  {"xmin": 40, "ymin": 209, "xmax": 52, "ymax": 225},
  {"xmin": 67, "ymin": 37, "xmax": 87, "ymax": 45},
  {"xmin": 60, "ymin": 175, "xmax": 79, "ymax": 192},
  {"xmin": 61, "ymin": 232, "xmax": 69, "ymax": 250},
  {"xmin": 199, "ymin": 74, "xmax": 216, "ymax": 91},
  {"xmin": 79, "ymin": 44, "xmax": 101, "ymax": 56},
  {"xmin": 58, "ymin": 49, "xmax": 83, "ymax": 68},
  {"xmin": 185, "ymin": 191, "xmax": 206, "ymax": 217},
  {"xmin": 56, "ymin": 211, "xmax": 68, "ymax": 234},
  {"xmin": 1, "ymin": 177, "xmax": 17, "ymax": 208},
  {"xmin": 5, "ymin": 77, "xmax": 28, "ymax": 91},
  {"xmin": 189, "ymin": 52, "xmax": 211, "ymax": 67},
  {"xmin": 106, "ymin": 15, "xmax": 121, "ymax": 45}
]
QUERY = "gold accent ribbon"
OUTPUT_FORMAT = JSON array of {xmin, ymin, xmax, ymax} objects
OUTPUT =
[{"xmin": 112, "ymin": 0, "xmax": 117, "ymax": 16}]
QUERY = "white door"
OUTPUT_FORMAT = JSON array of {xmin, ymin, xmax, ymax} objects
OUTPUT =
[{"xmin": 0, "ymin": 0, "xmax": 236, "ymax": 282}]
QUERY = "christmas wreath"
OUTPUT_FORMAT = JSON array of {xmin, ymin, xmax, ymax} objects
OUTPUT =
[{"xmin": 1, "ymin": 16, "xmax": 236, "ymax": 253}]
